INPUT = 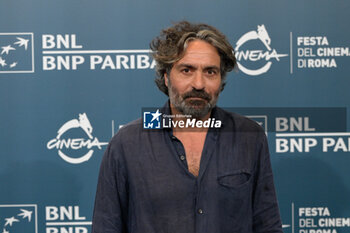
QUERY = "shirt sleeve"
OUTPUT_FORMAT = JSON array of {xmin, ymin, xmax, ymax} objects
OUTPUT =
[
  {"xmin": 92, "ymin": 137, "xmax": 128, "ymax": 233},
  {"xmin": 252, "ymin": 132, "xmax": 283, "ymax": 233}
]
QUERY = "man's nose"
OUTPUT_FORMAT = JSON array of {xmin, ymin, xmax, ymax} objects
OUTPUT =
[{"xmin": 191, "ymin": 71, "xmax": 205, "ymax": 90}]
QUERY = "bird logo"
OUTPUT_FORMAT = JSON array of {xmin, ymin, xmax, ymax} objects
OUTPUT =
[
  {"xmin": 0, "ymin": 205, "xmax": 36, "ymax": 233},
  {"xmin": 17, "ymin": 209, "xmax": 33, "ymax": 222},
  {"xmin": 0, "ymin": 33, "xmax": 34, "ymax": 73},
  {"xmin": 14, "ymin": 37, "xmax": 29, "ymax": 50},
  {"xmin": 0, "ymin": 45, "xmax": 15, "ymax": 55},
  {"xmin": 4, "ymin": 217, "xmax": 19, "ymax": 227},
  {"xmin": 0, "ymin": 57, "xmax": 6, "ymax": 67}
]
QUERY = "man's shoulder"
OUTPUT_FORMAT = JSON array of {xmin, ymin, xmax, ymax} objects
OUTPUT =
[
  {"xmin": 120, "ymin": 117, "xmax": 143, "ymax": 132},
  {"xmin": 217, "ymin": 107, "xmax": 265, "ymax": 134},
  {"xmin": 110, "ymin": 118, "xmax": 144, "ymax": 144}
]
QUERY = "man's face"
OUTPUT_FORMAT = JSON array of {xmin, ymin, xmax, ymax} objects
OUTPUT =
[{"xmin": 164, "ymin": 40, "xmax": 222, "ymax": 119}]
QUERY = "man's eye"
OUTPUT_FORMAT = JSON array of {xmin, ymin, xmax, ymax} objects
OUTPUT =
[
  {"xmin": 182, "ymin": 68, "xmax": 190, "ymax": 73},
  {"xmin": 207, "ymin": 70, "xmax": 217, "ymax": 75}
]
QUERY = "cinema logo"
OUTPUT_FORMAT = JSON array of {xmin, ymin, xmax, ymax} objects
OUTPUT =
[
  {"xmin": 235, "ymin": 25, "xmax": 288, "ymax": 76},
  {"xmin": 47, "ymin": 113, "xmax": 108, "ymax": 164},
  {"xmin": 41, "ymin": 34, "xmax": 156, "ymax": 70},
  {"xmin": 143, "ymin": 109, "xmax": 222, "ymax": 129}
]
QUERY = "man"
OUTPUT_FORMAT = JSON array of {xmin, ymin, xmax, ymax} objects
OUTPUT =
[{"xmin": 92, "ymin": 21, "xmax": 283, "ymax": 233}]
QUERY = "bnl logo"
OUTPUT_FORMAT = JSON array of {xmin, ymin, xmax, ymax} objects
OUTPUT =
[
  {"xmin": 143, "ymin": 109, "xmax": 162, "ymax": 129},
  {"xmin": 0, "ymin": 204, "xmax": 37, "ymax": 233},
  {"xmin": 0, "ymin": 33, "xmax": 34, "ymax": 73}
]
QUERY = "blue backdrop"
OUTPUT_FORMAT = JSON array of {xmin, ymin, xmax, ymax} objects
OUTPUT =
[{"xmin": 1, "ymin": 1, "xmax": 350, "ymax": 233}]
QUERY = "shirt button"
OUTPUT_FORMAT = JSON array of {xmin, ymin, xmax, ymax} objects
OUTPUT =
[
  {"xmin": 180, "ymin": 155, "xmax": 185, "ymax": 161},
  {"xmin": 198, "ymin": 209, "xmax": 203, "ymax": 214}
]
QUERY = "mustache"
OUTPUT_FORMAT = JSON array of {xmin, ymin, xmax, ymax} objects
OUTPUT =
[{"xmin": 182, "ymin": 89, "xmax": 211, "ymax": 101}]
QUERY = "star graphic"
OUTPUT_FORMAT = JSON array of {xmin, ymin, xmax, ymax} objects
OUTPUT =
[
  {"xmin": 0, "ymin": 57, "xmax": 6, "ymax": 67},
  {"xmin": 14, "ymin": 37, "xmax": 29, "ymax": 50},
  {"xmin": 4, "ymin": 216, "xmax": 19, "ymax": 226},
  {"xmin": 9, "ymin": 62, "xmax": 17, "ymax": 68},
  {"xmin": 1, "ymin": 45, "xmax": 16, "ymax": 55},
  {"xmin": 2, "ymin": 228, "xmax": 9, "ymax": 233},
  {"xmin": 18, "ymin": 208, "xmax": 33, "ymax": 222},
  {"xmin": 151, "ymin": 109, "xmax": 162, "ymax": 122}
]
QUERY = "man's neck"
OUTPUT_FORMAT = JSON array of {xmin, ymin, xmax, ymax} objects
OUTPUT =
[{"xmin": 169, "ymin": 102, "xmax": 211, "ymax": 133}]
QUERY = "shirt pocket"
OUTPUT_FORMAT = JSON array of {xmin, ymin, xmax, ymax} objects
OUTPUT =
[
  {"xmin": 218, "ymin": 169, "xmax": 251, "ymax": 187},
  {"xmin": 216, "ymin": 169, "xmax": 253, "ymax": 220},
  {"xmin": 217, "ymin": 169, "xmax": 253, "ymax": 199}
]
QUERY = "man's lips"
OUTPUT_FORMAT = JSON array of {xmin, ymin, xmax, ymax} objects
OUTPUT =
[
  {"xmin": 185, "ymin": 95, "xmax": 211, "ymax": 101},
  {"xmin": 186, "ymin": 97, "xmax": 206, "ymax": 100},
  {"xmin": 182, "ymin": 90, "xmax": 211, "ymax": 102}
]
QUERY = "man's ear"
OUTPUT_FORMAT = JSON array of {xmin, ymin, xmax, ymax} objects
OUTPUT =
[{"xmin": 164, "ymin": 73, "xmax": 169, "ymax": 87}]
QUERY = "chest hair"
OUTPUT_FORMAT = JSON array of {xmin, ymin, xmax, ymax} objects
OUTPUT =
[{"xmin": 174, "ymin": 132, "xmax": 207, "ymax": 177}]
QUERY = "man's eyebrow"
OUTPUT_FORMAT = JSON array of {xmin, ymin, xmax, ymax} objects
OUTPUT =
[
  {"xmin": 204, "ymin": 65, "xmax": 220, "ymax": 71},
  {"xmin": 175, "ymin": 63, "xmax": 197, "ymax": 69},
  {"xmin": 175, "ymin": 63, "xmax": 220, "ymax": 71}
]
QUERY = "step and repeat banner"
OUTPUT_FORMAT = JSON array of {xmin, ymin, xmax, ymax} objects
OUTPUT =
[{"xmin": 1, "ymin": 0, "xmax": 350, "ymax": 233}]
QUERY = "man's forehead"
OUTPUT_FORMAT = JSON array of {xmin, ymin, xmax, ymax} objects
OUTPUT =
[
  {"xmin": 183, "ymin": 40, "xmax": 219, "ymax": 55},
  {"xmin": 173, "ymin": 40, "xmax": 220, "ymax": 66},
  {"xmin": 182, "ymin": 50, "xmax": 219, "ymax": 56}
]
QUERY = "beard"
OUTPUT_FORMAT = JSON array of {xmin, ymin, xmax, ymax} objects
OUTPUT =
[{"xmin": 168, "ymin": 80, "xmax": 220, "ymax": 119}]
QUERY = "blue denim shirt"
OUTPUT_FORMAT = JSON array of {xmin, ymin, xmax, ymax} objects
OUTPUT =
[{"xmin": 92, "ymin": 103, "xmax": 283, "ymax": 233}]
